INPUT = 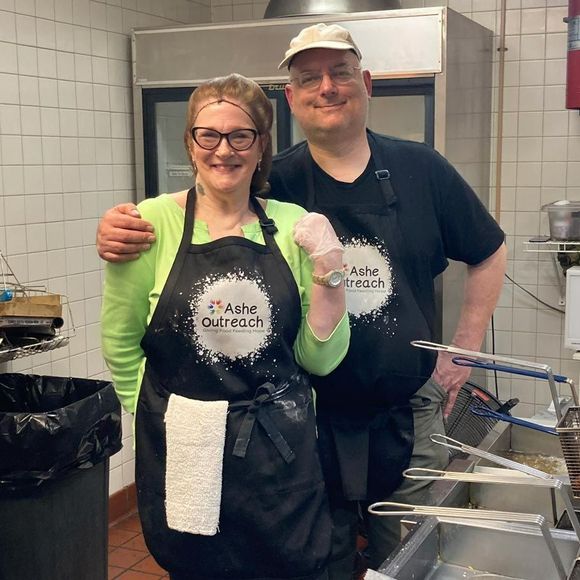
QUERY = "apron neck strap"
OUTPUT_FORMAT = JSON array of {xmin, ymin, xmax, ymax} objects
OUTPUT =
[
  {"xmin": 250, "ymin": 196, "xmax": 279, "ymax": 237},
  {"xmin": 180, "ymin": 188, "xmax": 282, "ymax": 254},
  {"xmin": 303, "ymin": 131, "xmax": 398, "ymax": 208},
  {"xmin": 177, "ymin": 187, "xmax": 197, "ymax": 254},
  {"xmin": 368, "ymin": 132, "xmax": 397, "ymax": 207}
]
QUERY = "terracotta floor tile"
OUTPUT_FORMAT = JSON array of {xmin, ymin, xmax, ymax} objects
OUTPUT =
[
  {"xmin": 116, "ymin": 571, "xmax": 163, "ymax": 579},
  {"xmin": 108, "ymin": 566, "xmax": 125, "ymax": 580},
  {"xmin": 109, "ymin": 547, "xmax": 149, "ymax": 569},
  {"xmin": 109, "ymin": 527, "xmax": 140, "ymax": 547},
  {"xmin": 115, "ymin": 512, "xmax": 143, "ymax": 533},
  {"xmin": 132, "ymin": 555, "xmax": 167, "ymax": 575},
  {"xmin": 122, "ymin": 533, "xmax": 149, "ymax": 552}
]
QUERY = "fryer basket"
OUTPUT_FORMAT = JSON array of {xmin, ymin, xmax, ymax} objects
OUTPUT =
[
  {"xmin": 556, "ymin": 406, "xmax": 580, "ymax": 499},
  {"xmin": 444, "ymin": 382, "xmax": 504, "ymax": 453}
]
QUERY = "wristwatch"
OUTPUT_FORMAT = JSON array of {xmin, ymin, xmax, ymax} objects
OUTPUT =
[{"xmin": 312, "ymin": 268, "xmax": 346, "ymax": 288}]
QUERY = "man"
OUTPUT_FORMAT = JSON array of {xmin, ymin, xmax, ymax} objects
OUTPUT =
[{"xmin": 97, "ymin": 23, "xmax": 507, "ymax": 578}]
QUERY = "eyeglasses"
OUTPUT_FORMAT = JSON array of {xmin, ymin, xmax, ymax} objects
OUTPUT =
[
  {"xmin": 290, "ymin": 64, "xmax": 361, "ymax": 90},
  {"xmin": 191, "ymin": 127, "xmax": 258, "ymax": 151}
]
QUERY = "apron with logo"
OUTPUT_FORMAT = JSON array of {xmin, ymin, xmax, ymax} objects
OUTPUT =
[
  {"xmin": 302, "ymin": 134, "xmax": 436, "ymax": 502},
  {"xmin": 135, "ymin": 189, "xmax": 331, "ymax": 579}
]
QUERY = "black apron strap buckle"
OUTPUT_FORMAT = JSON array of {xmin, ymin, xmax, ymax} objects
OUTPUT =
[
  {"xmin": 374, "ymin": 169, "xmax": 391, "ymax": 180},
  {"xmin": 259, "ymin": 217, "xmax": 278, "ymax": 235}
]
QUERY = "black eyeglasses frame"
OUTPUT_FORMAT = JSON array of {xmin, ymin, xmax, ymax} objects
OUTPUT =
[{"xmin": 190, "ymin": 127, "xmax": 259, "ymax": 151}]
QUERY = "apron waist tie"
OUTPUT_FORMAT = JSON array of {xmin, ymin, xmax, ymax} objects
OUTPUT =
[{"xmin": 230, "ymin": 382, "xmax": 296, "ymax": 464}]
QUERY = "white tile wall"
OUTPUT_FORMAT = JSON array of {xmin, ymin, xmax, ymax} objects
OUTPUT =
[{"xmin": 0, "ymin": 0, "xmax": 210, "ymax": 497}]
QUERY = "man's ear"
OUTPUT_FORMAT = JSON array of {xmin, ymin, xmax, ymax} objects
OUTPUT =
[
  {"xmin": 363, "ymin": 70, "xmax": 372, "ymax": 98},
  {"xmin": 284, "ymin": 83, "xmax": 294, "ymax": 110}
]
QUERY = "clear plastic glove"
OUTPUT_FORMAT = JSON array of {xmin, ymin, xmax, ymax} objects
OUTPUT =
[{"xmin": 292, "ymin": 213, "xmax": 344, "ymax": 264}]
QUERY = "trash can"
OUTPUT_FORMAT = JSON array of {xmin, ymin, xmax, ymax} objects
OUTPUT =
[{"xmin": 0, "ymin": 374, "xmax": 122, "ymax": 580}]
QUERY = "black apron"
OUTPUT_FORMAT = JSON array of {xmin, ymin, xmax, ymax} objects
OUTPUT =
[
  {"xmin": 135, "ymin": 189, "xmax": 331, "ymax": 579},
  {"xmin": 303, "ymin": 134, "xmax": 435, "ymax": 502}
]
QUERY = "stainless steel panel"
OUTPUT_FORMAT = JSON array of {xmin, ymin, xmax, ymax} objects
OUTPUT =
[
  {"xmin": 134, "ymin": 85, "xmax": 145, "ymax": 202},
  {"xmin": 439, "ymin": 521, "xmax": 578, "ymax": 580},
  {"xmin": 368, "ymin": 95, "xmax": 426, "ymax": 142},
  {"xmin": 133, "ymin": 9, "xmax": 444, "ymax": 86},
  {"xmin": 438, "ymin": 9, "xmax": 493, "ymax": 348},
  {"xmin": 156, "ymin": 101, "xmax": 190, "ymax": 194},
  {"xmin": 382, "ymin": 516, "xmax": 579, "ymax": 579},
  {"xmin": 264, "ymin": 0, "xmax": 402, "ymax": 18}
]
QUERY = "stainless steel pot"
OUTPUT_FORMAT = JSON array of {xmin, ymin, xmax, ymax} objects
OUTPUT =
[{"xmin": 542, "ymin": 201, "xmax": 580, "ymax": 242}]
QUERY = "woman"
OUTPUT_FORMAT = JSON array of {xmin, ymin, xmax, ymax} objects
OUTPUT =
[{"xmin": 101, "ymin": 73, "xmax": 349, "ymax": 580}]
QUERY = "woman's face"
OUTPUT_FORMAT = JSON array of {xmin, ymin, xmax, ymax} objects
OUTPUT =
[{"xmin": 189, "ymin": 100, "xmax": 263, "ymax": 198}]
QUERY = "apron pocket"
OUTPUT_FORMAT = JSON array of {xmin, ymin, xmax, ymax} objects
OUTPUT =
[{"xmin": 164, "ymin": 394, "xmax": 228, "ymax": 536}]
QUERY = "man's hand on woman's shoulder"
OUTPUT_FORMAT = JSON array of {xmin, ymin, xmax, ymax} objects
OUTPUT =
[{"xmin": 96, "ymin": 203, "xmax": 156, "ymax": 263}]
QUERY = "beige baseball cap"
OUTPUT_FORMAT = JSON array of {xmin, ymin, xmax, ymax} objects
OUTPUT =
[{"xmin": 278, "ymin": 23, "xmax": 362, "ymax": 69}]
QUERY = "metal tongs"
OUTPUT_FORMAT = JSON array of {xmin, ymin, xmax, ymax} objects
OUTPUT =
[
  {"xmin": 368, "ymin": 500, "xmax": 569, "ymax": 579},
  {"xmin": 427, "ymin": 434, "xmax": 580, "ymax": 538},
  {"xmin": 470, "ymin": 406, "xmax": 559, "ymax": 435},
  {"xmin": 412, "ymin": 340, "xmax": 579, "ymax": 420}
]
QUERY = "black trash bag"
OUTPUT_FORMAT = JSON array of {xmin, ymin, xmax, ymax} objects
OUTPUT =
[{"xmin": 0, "ymin": 374, "xmax": 122, "ymax": 495}]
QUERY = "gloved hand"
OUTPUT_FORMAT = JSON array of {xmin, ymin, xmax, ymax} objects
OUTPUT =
[{"xmin": 292, "ymin": 213, "xmax": 344, "ymax": 269}]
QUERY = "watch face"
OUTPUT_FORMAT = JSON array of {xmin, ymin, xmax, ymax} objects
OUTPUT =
[{"xmin": 328, "ymin": 270, "xmax": 344, "ymax": 287}]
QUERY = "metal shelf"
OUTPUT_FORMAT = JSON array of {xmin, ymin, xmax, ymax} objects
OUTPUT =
[
  {"xmin": 0, "ymin": 335, "xmax": 71, "ymax": 364},
  {"xmin": 523, "ymin": 239, "xmax": 580, "ymax": 306},
  {"xmin": 525, "ymin": 240, "xmax": 580, "ymax": 254},
  {"xmin": 0, "ymin": 251, "xmax": 74, "ymax": 364}
]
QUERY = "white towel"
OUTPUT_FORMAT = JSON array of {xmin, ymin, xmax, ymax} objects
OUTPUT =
[{"xmin": 164, "ymin": 394, "xmax": 228, "ymax": 536}]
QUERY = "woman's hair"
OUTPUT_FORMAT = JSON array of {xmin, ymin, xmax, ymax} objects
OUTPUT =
[{"xmin": 184, "ymin": 73, "xmax": 273, "ymax": 195}]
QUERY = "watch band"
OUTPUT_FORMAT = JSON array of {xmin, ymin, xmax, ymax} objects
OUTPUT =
[{"xmin": 312, "ymin": 266, "xmax": 347, "ymax": 287}]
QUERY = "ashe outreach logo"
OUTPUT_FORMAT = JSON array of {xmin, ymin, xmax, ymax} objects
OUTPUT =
[
  {"xmin": 343, "ymin": 239, "xmax": 394, "ymax": 318},
  {"xmin": 192, "ymin": 275, "xmax": 272, "ymax": 360},
  {"xmin": 201, "ymin": 300, "xmax": 266, "ymax": 330},
  {"xmin": 207, "ymin": 299, "xmax": 224, "ymax": 315}
]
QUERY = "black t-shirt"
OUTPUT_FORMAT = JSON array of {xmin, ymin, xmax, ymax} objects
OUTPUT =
[
  {"xmin": 267, "ymin": 130, "xmax": 505, "ymax": 394},
  {"xmin": 269, "ymin": 130, "xmax": 504, "ymax": 269},
  {"xmin": 312, "ymin": 157, "xmax": 381, "ymax": 206}
]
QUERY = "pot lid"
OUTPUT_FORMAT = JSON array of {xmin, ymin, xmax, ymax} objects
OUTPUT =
[{"xmin": 541, "ymin": 200, "xmax": 580, "ymax": 212}]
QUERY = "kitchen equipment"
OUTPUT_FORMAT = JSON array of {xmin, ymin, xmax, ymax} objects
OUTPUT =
[
  {"xmin": 430, "ymin": 434, "xmax": 580, "ymax": 538},
  {"xmin": 542, "ymin": 201, "xmax": 580, "ymax": 241},
  {"xmin": 413, "ymin": 340, "xmax": 580, "ymax": 502},
  {"xmin": 411, "ymin": 340, "xmax": 578, "ymax": 420},
  {"xmin": 369, "ymin": 501, "xmax": 573, "ymax": 579},
  {"xmin": 556, "ymin": 408, "xmax": 580, "ymax": 499},
  {"xmin": 565, "ymin": 266, "xmax": 580, "ymax": 350},
  {"xmin": 471, "ymin": 406, "xmax": 558, "ymax": 436},
  {"xmin": 445, "ymin": 381, "xmax": 514, "ymax": 452},
  {"xmin": 405, "ymin": 463, "xmax": 580, "ymax": 538},
  {"xmin": 0, "ymin": 251, "xmax": 72, "ymax": 362},
  {"xmin": 263, "ymin": 0, "xmax": 401, "ymax": 19}
]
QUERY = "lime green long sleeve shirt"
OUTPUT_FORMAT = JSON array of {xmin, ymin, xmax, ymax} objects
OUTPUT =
[{"xmin": 101, "ymin": 194, "xmax": 350, "ymax": 414}]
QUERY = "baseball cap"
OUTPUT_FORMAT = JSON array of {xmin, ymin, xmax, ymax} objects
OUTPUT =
[{"xmin": 278, "ymin": 23, "xmax": 362, "ymax": 69}]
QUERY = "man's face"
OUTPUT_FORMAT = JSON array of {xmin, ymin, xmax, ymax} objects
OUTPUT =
[{"xmin": 285, "ymin": 48, "xmax": 372, "ymax": 143}]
